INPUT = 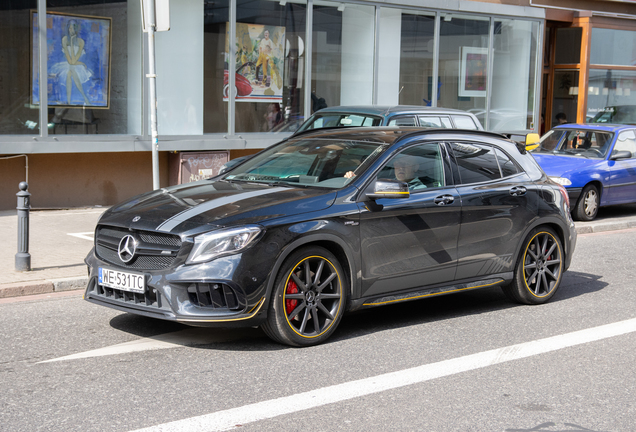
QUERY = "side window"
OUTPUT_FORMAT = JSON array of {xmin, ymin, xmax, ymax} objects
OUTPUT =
[
  {"xmin": 418, "ymin": 116, "xmax": 443, "ymax": 128},
  {"xmin": 440, "ymin": 117, "xmax": 453, "ymax": 128},
  {"xmin": 450, "ymin": 142, "xmax": 502, "ymax": 184},
  {"xmin": 494, "ymin": 148, "xmax": 519, "ymax": 177},
  {"xmin": 452, "ymin": 115, "xmax": 479, "ymax": 130},
  {"xmin": 388, "ymin": 116, "xmax": 417, "ymax": 127},
  {"xmin": 377, "ymin": 143, "xmax": 445, "ymax": 191},
  {"xmin": 614, "ymin": 130, "xmax": 636, "ymax": 158}
]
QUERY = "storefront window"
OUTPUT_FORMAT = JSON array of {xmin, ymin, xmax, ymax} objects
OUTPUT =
[
  {"xmin": 551, "ymin": 70, "xmax": 578, "ymax": 128},
  {"xmin": 396, "ymin": 11, "xmax": 435, "ymax": 106},
  {"xmin": 203, "ymin": 0, "xmax": 230, "ymax": 133},
  {"xmin": 0, "ymin": 2, "xmax": 39, "ymax": 135},
  {"xmin": 554, "ymin": 27, "xmax": 581, "ymax": 65},
  {"xmin": 312, "ymin": 2, "xmax": 375, "ymax": 111},
  {"xmin": 490, "ymin": 19, "xmax": 539, "ymax": 131},
  {"xmin": 45, "ymin": 0, "xmax": 138, "ymax": 135},
  {"xmin": 438, "ymin": 14, "xmax": 489, "ymax": 124},
  {"xmin": 591, "ymin": 28, "xmax": 636, "ymax": 66},
  {"xmin": 230, "ymin": 0, "xmax": 306, "ymax": 133},
  {"xmin": 587, "ymin": 69, "xmax": 636, "ymax": 122}
]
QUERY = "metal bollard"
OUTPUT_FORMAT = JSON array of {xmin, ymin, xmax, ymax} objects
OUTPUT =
[{"xmin": 15, "ymin": 182, "xmax": 31, "ymax": 272}]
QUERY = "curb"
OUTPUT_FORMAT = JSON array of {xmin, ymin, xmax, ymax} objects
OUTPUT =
[
  {"xmin": 0, "ymin": 276, "xmax": 87, "ymax": 299},
  {"xmin": 575, "ymin": 220, "xmax": 636, "ymax": 234}
]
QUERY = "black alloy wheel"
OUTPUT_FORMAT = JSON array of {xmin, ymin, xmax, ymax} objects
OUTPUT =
[
  {"xmin": 502, "ymin": 227, "xmax": 563, "ymax": 305},
  {"xmin": 574, "ymin": 184, "xmax": 599, "ymax": 221},
  {"xmin": 262, "ymin": 246, "xmax": 347, "ymax": 347}
]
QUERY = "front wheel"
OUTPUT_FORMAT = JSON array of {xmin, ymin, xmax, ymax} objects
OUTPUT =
[
  {"xmin": 502, "ymin": 227, "xmax": 564, "ymax": 305},
  {"xmin": 261, "ymin": 246, "xmax": 347, "ymax": 347},
  {"xmin": 573, "ymin": 184, "xmax": 599, "ymax": 221}
]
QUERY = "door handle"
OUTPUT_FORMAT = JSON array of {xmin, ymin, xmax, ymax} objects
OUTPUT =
[
  {"xmin": 434, "ymin": 194, "xmax": 455, "ymax": 206},
  {"xmin": 509, "ymin": 186, "xmax": 527, "ymax": 197}
]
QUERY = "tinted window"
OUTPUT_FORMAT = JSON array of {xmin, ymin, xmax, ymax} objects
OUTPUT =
[
  {"xmin": 450, "ymin": 143, "xmax": 501, "ymax": 184},
  {"xmin": 376, "ymin": 143, "xmax": 445, "ymax": 191},
  {"xmin": 452, "ymin": 115, "xmax": 478, "ymax": 130},
  {"xmin": 494, "ymin": 148, "xmax": 519, "ymax": 177}
]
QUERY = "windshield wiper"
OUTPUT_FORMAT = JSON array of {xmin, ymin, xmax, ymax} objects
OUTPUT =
[{"xmin": 267, "ymin": 181, "xmax": 310, "ymax": 188}]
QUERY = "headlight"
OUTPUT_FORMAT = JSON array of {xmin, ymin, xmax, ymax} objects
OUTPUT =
[
  {"xmin": 186, "ymin": 226, "xmax": 263, "ymax": 264},
  {"xmin": 549, "ymin": 176, "xmax": 572, "ymax": 186}
]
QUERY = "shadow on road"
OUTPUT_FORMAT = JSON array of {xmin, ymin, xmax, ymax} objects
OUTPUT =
[{"xmin": 105, "ymin": 270, "xmax": 607, "ymax": 351}]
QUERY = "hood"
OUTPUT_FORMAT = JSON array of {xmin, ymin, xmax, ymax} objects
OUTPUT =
[
  {"xmin": 531, "ymin": 153, "xmax": 605, "ymax": 178},
  {"xmin": 99, "ymin": 180, "xmax": 337, "ymax": 235}
]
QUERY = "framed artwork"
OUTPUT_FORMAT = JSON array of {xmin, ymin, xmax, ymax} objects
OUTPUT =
[
  {"xmin": 224, "ymin": 22, "xmax": 285, "ymax": 103},
  {"xmin": 459, "ymin": 46, "xmax": 487, "ymax": 97},
  {"xmin": 31, "ymin": 11, "xmax": 112, "ymax": 108}
]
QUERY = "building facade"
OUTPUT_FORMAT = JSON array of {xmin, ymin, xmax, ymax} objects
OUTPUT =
[{"xmin": 1, "ymin": 0, "xmax": 636, "ymax": 209}]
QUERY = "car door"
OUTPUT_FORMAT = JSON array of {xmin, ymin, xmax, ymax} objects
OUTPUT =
[
  {"xmin": 357, "ymin": 142, "xmax": 460, "ymax": 298},
  {"xmin": 607, "ymin": 129, "xmax": 636, "ymax": 205},
  {"xmin": 448, "ymin": 142, "xmax": 540, "ymax": 280}
]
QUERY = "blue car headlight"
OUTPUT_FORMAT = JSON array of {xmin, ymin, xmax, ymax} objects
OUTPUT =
[
  {"xmin": 549, "ymin": 176, "xmax": 572, "ymax": 186},
  {"xmin": 187, "ymin": 225, "xmax": 263, "ymax": 264}
]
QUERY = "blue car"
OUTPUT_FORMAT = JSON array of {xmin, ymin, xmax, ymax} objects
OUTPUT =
[{"xmin": 532, "ymin": 124, "xmax": 636, "ymax": 221}]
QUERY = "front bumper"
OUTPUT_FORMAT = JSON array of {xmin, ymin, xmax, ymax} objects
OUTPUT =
[
  {"xmin": 566, "ymin": 187, "xmax": 583, "ymax": 204},
  {"xmin": 84, "ymin": 250, "xmax": 269, "ymax": 327}
]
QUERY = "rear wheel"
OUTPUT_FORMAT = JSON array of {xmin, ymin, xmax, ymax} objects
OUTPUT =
[
  {"xmin": 262, "ymin": 246, "xmax": 347, "ymax": 347},
  {"xmin": 502, "ymin": 227, "xmax": 563, "ymax": 305},
  {"xmin": 573, "ymin": 184, "xmax": 599, "ymax": 221}
]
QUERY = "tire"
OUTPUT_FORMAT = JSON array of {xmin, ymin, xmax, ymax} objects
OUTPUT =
[
  {"xmin": 261, "ymin": 246, "xmax": 347, "ymax": 347},
  {"xmin": 502, "ymin": 227, "xmax": 564, "ymax": 305},
  {"xmin": 573, "ymin": 184, "xmax": 599, "ymax": 221}
]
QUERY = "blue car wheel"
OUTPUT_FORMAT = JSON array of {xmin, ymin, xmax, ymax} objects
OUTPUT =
[{"xmin": 574, "ymin": 184, "xmax": 599, "ymax": 221}]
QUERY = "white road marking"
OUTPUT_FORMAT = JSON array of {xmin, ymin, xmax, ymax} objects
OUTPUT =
[
  {"xmin": 38, "ymin": 328, "xmax": 260, "ymax": 364},
  {"xmin": 67, "ymin": 232, "xmax": 94, "ymax": 241},
  {"xmin": 130, "ymin": 317, "xmax": 636, "ymax": 432}
]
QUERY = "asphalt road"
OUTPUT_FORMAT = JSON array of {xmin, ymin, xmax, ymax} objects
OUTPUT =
[{"xmin": 1, "ymin": 228, "xmax": 635, "ymax": 432}]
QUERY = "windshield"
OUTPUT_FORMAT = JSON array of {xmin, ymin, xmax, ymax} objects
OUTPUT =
[
  {"xmin": 297, "ymin": 113, "xmax": 383, "ymax": 132},
  {"xmin": 533, "ymin": 129, "xmax": 614, "ymax": 159},
  {"xmin": 224, "ymin": 138, "xmax": 387, "ymax": 189}
]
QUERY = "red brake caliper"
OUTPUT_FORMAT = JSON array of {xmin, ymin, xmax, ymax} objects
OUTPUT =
[{"xmin": 285, "ymin": 279, "xmax": 299, "ymax": 315}]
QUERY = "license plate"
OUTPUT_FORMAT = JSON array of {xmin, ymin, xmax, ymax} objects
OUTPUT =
[{"xmin": 99, "ymin": 268, "xmax": 145, "ymax": 293}]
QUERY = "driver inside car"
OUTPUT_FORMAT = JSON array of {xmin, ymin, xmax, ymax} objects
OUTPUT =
[{"xmin": 345, "ymin": 154, "xmax": 427, "ymax": 191}]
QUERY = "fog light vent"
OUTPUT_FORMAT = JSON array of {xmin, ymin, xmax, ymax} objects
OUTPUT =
[{"xmin": 187, "ymin": 283, "xmax": 245, "ymax": 310}]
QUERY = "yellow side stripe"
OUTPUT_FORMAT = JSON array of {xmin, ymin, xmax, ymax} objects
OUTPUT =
[{"xmin": 363, "ymin": 281, "xmax": 502, "ymax": 306}]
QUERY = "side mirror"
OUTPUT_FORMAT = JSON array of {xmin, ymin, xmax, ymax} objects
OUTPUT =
[
  {"xmin": 525, "ymin": 133, "xmax": 541, "ymax": 151},
  {"xmin": 365, "ymin": 179, "xmax": 410, "ymax": 200},
  {"xmin": 610, "ymin": 150, "xmax": 632, "ymax": 161}
]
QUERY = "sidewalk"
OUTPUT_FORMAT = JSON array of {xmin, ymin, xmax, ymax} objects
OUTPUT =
[
  {"xmin": 0, "ymin": 207, "xmax": 105, "ymax": 298},
  {"xmin": 1, "ymin": 204, "xmax": 636, "ymax": 299}
]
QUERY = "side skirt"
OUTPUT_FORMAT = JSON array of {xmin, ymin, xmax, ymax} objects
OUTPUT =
[{"xmin": 350, "ymin": 274, "xmax": 512, "ymax": 311}]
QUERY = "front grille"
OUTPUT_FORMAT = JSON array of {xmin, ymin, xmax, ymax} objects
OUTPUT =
[
  {"xmin": 95, "ymin": 225, "xmax": 182, "ymax": 270},
  {"xmin": 88, "ymin": 277, "xmax": 169, "ymax": 311},
  {"xmin": 187, "ymin": 283, "xmax": 246, "ymax": 310}
]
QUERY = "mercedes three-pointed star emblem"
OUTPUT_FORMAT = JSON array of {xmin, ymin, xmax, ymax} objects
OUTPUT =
[{"xmin": 118, "ymin": 235, "xmax": 138, "ymax": 263}]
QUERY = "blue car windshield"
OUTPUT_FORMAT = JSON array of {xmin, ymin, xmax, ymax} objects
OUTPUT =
[
  {"xmin": 533, "ymin": 129, "xmax": 613, "ymax": 159},
  {"xmin": 225, "ymin": 138, "xmax": 386, "ymax": 189}
]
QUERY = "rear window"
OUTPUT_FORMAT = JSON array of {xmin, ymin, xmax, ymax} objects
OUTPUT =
[{"xmin": 450, "ymin": 143, "xmax": 502, "ymax": 184}]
